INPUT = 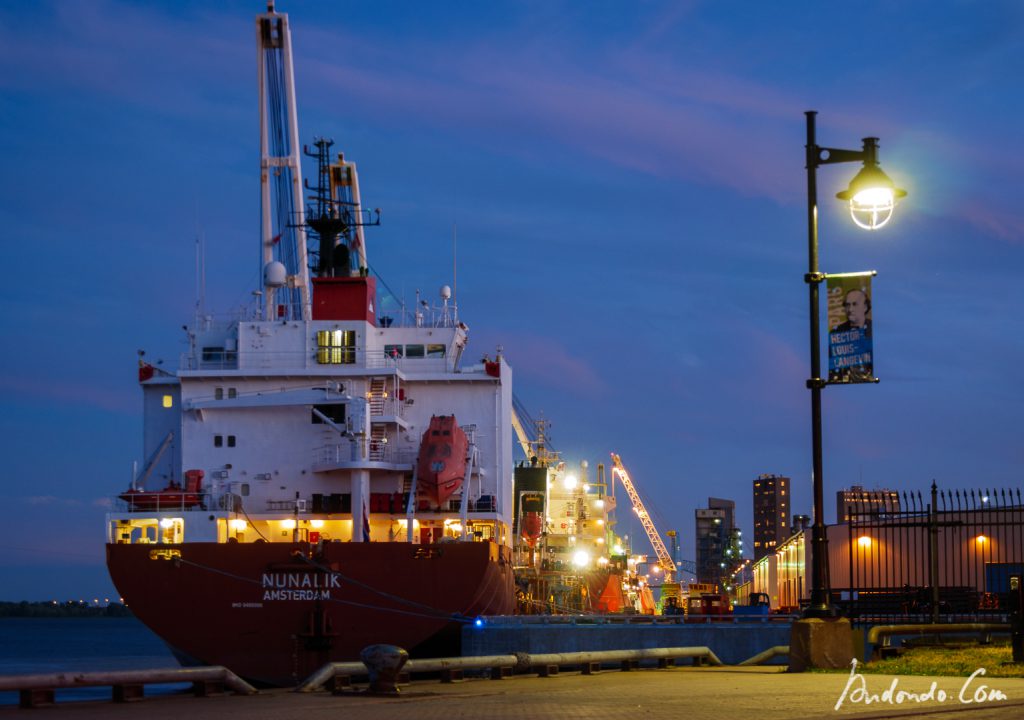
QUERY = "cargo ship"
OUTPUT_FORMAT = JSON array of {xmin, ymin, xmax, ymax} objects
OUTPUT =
[
  {"xmin": 106, "ymin": 3, "xmax": 514, "ymax": 686},
  {"xmin": 509, "ymin": 421, "xmax": 639, "ymax": 614}
]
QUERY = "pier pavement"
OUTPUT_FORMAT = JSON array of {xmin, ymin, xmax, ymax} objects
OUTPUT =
[{"xmin": 3, "ymin": 666, "xmax": 1024, "ymax": 719}]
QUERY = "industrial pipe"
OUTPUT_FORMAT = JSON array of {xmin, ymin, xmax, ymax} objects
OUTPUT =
[
  {"xmin": 737, "ymin": 646, "xmax": 790, "ymax": 666},
  {"xmin": 0, "ymin": 666, "xmax": 257, "ymax": 695},
  {"xmin": 867, "ymin": 623, "xmax": 1010, "ymax": 656}
]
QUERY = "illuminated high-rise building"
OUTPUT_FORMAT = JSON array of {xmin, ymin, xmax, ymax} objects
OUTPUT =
[{"xmin": 752, "ymin": 474, "xmax": 790, "ymax": 561}]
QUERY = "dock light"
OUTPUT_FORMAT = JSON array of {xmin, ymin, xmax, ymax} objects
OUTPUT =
[
  {"xmin": 474, "ymin": 618, "xmax": 484, "ymax": 628},
  {"xmin": 229, "ymin": 519, "xmax": 247, "ymax": 531},
  {"xmin": 282, "ymin": 519, "xmax": 297, "ymax": 530},
  {"xmin": 835, "ymin": 140, "xmax": 906, "ymax": 231},
  {"xmin": 563, "ymin": 474, "xmax": 578, "ymax": 491},
  {"xmin": 310, "ymin": 519, "xmax": 325, "ymax": 529},
  {"xmin": 802, "ymin": 112, "xmax": 906, "ymax": 618},
  {"xmin": 858, "ymin": 535, "xmax": 872, "ymax": 548},
  {"xmin": 572, "ymin": 550, "xmax": 591, "ymax": 568}
]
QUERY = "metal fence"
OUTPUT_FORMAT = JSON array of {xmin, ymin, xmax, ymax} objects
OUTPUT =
[{"xmin": 832, "ymin": 482, "xmax": 1023, "ymax": 622}]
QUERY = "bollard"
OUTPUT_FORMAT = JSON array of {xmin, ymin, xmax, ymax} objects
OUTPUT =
[{"xmin": 360, "ymin": 644, "xmax": 409, "ymax": 695}]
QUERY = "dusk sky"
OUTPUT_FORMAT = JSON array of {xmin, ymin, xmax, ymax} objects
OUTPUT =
[{"xmin": 1, "ymin": 1, "xmax": 1021, "ymax": 600}]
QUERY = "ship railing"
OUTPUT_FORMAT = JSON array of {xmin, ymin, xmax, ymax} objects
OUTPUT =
[
  {"xmin": 316, "ymin": 441, "xmax": 416, "ymax": 466},
  {"xmin": 110, "ymin": 491, "xmax": 243, "ymax": 514},
  {"xmin": 179, "ymin": 347, "xmax": 454, "ymax": 373},
  {"xmin": 368, "ymin": 396, "xmax": 405, "ymax": 419}
]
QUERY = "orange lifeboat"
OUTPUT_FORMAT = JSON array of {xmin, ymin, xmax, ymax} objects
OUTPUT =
[
  {"xmin": 119, "ymin": 469, "xmax": 205, "ymax": 510},
  {"xmin": 520, "ymin": 493, "xmax": 544, "ymax": 547},
  {"xmin": 416, "ymin": 416, "xmax": 469, "ymax": 508}
]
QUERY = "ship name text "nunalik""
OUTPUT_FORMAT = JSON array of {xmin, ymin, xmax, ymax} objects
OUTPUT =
[{"xmin": 261, "ymin": 572, "xmax": 341, "ymax": 601}]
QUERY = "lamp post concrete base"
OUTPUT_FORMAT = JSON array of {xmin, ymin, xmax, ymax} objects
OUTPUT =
[{"xmin": 788, "ymin": 618, "xmax": 854, "ymax": 672}]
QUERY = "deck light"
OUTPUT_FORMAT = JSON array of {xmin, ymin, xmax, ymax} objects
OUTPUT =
[
  {"xmin": 572, "ymin": 550, "xmax": 590, "ymax": 568},
  {"xmin": 282, "ymin": 519, "xmax": 297, "ymax": 530},
  {"xmin": 563, "ymin": 474, "xmax": 578, "ymax": 491},
  {"xmin": 857, "ymin": 535, "xmax": 872, "ymax": 548}
]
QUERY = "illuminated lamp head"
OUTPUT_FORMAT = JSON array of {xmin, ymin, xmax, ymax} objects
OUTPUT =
[{"xmin": 836, "ymin": 138, "xmax": 906, "ymax": 230}]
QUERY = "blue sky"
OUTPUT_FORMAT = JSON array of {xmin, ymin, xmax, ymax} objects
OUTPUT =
[{"xmin": 1, "ymin": 0, "xmax": 1021, "ymax": 600}]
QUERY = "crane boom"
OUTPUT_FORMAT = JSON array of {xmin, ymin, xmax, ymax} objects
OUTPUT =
[
  {"xmin": 510, "ymin": 407, "xmax": 533, "ymax": 460},
  {"xmin": 610, "ymin": 453, "xmax": 675, "ymax": 581}
]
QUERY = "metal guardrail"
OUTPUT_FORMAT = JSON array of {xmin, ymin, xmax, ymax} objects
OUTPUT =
[
  {"xmin": 865, "ymin": 622, "xmax": 1011, "ymax": 658},
  {"xmin": 297, "ymin": 646, "xmax": 729, "ymax": 693},
  {"xmin": 737, "ymin": 646, "xmax": 790, "ymax": 666},
  {"xmin": 477, "ymin": 613, "xmax": 796, "ymax": 626},
  {"xmin": 0, "ymin": 666, "xmax": 257, "ymax": 708}
]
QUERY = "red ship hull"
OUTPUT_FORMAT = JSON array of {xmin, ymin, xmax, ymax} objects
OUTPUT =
[{"xmin": 107, "ymin": 540, "xmax": 514, "ymax": 686}]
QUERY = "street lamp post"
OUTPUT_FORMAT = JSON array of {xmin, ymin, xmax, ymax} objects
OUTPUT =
[{"xmin": 803, "ymin": 110, "xmax": 904, "ymax": 618}]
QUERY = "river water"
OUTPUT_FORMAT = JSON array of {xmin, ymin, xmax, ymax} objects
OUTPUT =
[{"xmin": 0, "ymin": 616, "xmax": 181, "ymax": 704}]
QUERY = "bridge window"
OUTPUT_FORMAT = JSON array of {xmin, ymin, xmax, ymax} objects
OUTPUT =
[
  {"xmin": 427, "ymin": 344, "xmax": 446, "ymax": 358},
  {"xmin": 316, "ymin": 330, "xmax": 356, "ymax": 364},
  {"xmin": 405, "ymin": 344, "xmax": 425, "ymax": 358}
]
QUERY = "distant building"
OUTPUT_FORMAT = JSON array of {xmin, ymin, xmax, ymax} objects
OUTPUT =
[
  {"xmin": 695, "ymin": 497, "xmax": 736, "ymax": 586},
  {"xmin": 791, "ymin": 514, "xmax": 811, "ymax": 535},
  {"xmin": 752, "ymin": 474, "xmax": 790, "ymax": 561},
  {"xmin": 836, "ymin": 485, "xmax": 900, "ymax": 523}
]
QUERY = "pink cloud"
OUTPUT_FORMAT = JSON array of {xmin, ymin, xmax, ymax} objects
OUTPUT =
[
  {"xmin": 0, "ymin": 376, "xmax": 135, "ymax": 415},
  {"xmin": 500, "ymin": 333, "xmax": 606, "ymax": 397}
]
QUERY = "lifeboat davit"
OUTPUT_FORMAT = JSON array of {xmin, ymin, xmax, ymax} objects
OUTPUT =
[
  {"xmin": 416, "ymin": 416, "xmax": 469, "ymax": 508},
  {"xmin": 119, "ymin": 469, "xmax": 205, "ymax": 510}
]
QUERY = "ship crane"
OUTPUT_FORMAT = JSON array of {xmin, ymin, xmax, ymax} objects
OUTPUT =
[{"xmin": 610, "ymin": 453, "xmax": 675, "ymax": 582}]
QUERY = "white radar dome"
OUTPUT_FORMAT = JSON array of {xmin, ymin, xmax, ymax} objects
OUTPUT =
[
  {"xmin": 440, "ymin": 285, "xmax": 452, "ymax": 300},
  {"xmin": 264, "ymin": 261, "xmax": 287, "ymax": 288}
]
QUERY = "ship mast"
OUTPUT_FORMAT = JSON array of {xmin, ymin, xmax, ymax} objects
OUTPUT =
[{"xmin": 256, "ymin": 1, "xmax": 310, "ymax": 321}]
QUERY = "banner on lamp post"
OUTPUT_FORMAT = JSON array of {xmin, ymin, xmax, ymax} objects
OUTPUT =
[{"xmin": 827, "ymin": 272, "xmax": 876, "ymax": 384}]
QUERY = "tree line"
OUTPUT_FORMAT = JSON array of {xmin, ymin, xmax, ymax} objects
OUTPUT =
[{"xmin": 0, "ymin": 601, "xmax": 133, "ymax": 618}]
